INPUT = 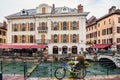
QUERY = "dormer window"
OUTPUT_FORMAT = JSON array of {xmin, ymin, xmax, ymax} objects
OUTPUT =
[
  {"xmin": 63, "ymin": 7, "xmax": 67, "ymax": 11},
  {"xmin": 22, "ymin": 10, "xmax": 25, "ymax": 13},
  {"xmin": 42, "ymin": 7, "xmax": 46, "ymax": 14},
  {"xmin": 21, "ymin": 9, "xmax": 28, "ymax": 16},
  {"xmin": 62, "ymin": 7, "xmax": 69, "ymax": 13}
]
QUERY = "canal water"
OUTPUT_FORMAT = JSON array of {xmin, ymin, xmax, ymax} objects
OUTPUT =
[{"xmin": 30, "ymin": 61, "xmax": 120, "ymax": 78}]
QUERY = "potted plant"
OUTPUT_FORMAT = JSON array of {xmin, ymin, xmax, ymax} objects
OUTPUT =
[
  {"xmin": 93, "ymin": 53, "xmax": 98, "ymax": 61},
  {"xmin": 13, "ymin": 53, "xmax": 19, "ymax": 59},
  {"xmin": 33, "ymin": 53, "xmax": 39, "ymax": 57},
  {"xmin": 52, "ymin": 54, "xmax": 58, "ymax": 61},
  {"xmin": 83, "ymin": 51, "xmax": 88, "ymax": 56},
  {"xmin": 68, "ymin": 60, "xmax": 75, "ymax": 66},
  {"xmin": 100, "ymin": 49, "xmax": 106, "ymax": 55},
  {"xmin": 110, "ymin": 50, "xmax": 117, "ymax": 56},
  {"xmin": 44, "ymin": 55, "xmax": 48, "ymax": 61},
  {"xmin": 67, "ymin": 53, "xmax": 72, "ymax": 58},
  {"xmin": 68, "ymin": 55, "xmax": 90, "ymax": 78}
]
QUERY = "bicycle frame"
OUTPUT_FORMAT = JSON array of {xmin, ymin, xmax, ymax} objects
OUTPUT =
[
  {"xmin": 63, "ymin": 62, "xmax": 74, "ymax": 72},
  {"xmin": 54, "ymin": 61, "xmax": 87, "ymax": 79}
]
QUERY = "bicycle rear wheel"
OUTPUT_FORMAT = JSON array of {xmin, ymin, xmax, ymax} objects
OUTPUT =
[
  {"xmin": 77, "ymin": 67, "xmax": 87, "ymax": 79},
  {"xmin": 54, "ymin": 67, "xmax": 66, "ymax": 80}
]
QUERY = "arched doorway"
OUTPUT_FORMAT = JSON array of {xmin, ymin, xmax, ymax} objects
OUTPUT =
[
  {"xmin": 72, "ymin": 46, "xmax": 77, "ymax": 54},
  {"xmin": 53, "ymin": 46, "xmax": 58, "ymax": 54},
  {"xmin": 62, "ymin": 46, "xmax": 67, "ymax": 54}
]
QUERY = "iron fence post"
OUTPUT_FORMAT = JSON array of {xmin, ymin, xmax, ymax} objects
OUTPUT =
[
  {"xmin": 1, "ymin": 61, "xmax": 2, "ymax": 73},
  {"xmin": 0, "ymin": 61, "xmax": 2, "ymax": 80},
  {"xmin": 107, "ymin": 68, "xmax": 109, "ymax": 76},
  {"xmin": 24, "ymin": 61, "xmax": 27, "ymax": 80}
]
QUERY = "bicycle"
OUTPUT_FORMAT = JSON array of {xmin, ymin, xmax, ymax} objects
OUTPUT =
[{"xmin": 54, "ymin": 61, "xmax": 87, "ymax": 80}]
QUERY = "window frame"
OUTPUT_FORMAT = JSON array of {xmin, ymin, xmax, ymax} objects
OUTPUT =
[
  {"xmin": 53, "ymin": 22, "xmax": 58, "ymax": 30},
  {"xmin": 42, "ymin": 22, "xmax": 46, "ymax": 30},
  {"xmin": 22, "ymin": 35, "xmax": 26, "ymax": 43},
  {"xmin": 30, "ymin": 35, "xmax": 34, "ymax": 43},
  {"xmin": 63, "ymin": 34, "xmax": 67, "ymax": 43},
  {"xmin": 63, "ymin": 21, "xmax": 67, "ymax": 30},
  {"xmin": 72, "ymin": 21, "xmax": 77, "ymax": 30},
  {"xmin": 73, "ymin": 34, "xmax": 76, "ymax": 43},
  {"xmin": 14, "ymin": 24, "xmax": 18, "ymax": 31},
  {"xmin": 30, "ymin": 23, "xmax": 34, "ymax": 31},
  {"xmin": 22, "ymin": 23, "xmax": 26, "ymax": 31},
  {"xmin": 54, "ymin": 34, "xmax": 58, "ymax": 43},
  {"xmin": 42, "ymin": 7, "xmax": 46, "ymax": 14},
  {"xmin": 118, "ymin": 17, "xmax": 120, "ymax": 23},
  {"xmin": 14, "ymin": 35, "xmax": 17, "ymax": 43}
]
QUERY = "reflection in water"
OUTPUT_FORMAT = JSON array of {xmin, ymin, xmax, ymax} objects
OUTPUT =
[{"xmin": 87, "ymin": 61, "xmax": 120, "ymax": 76}]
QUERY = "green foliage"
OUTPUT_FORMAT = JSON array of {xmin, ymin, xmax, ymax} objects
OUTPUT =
[
  {"xmin": 52, "ymin": 54, "xmax": 57, "ymax": 58},
  {"xmin": 84, "ymin": 61, "xmax": 90, "ymax": 68},
  {"xmin": 93, "ymin": 54, "xmax": 98, "ymax": 61},
  {"xmin": 37, "ymin": 50, "xmax": 42, "ymax": 54},
  {"xmin": 110, "ymin": 50, "xmax": 117, "ymax": 56},
  {"xmin": 52, "ymin": 54, "xmax": 58, "ymax": 61},
  {"xmin": 82, "ymin": 51, "xmax": 88, "ymax": 56},
  {"xmin": 86, "ymin": 41, "xmax": 94, "ymax": 45},
  {"xmin": 33, "ymin": 53, "xmax": 38, "ymax": 57},
  {"xmin": 14, "ymin": 53, "xmax": 19, "ymax": 57},
  {"xmin": 100, "ymin": 49, "xmax": 106, "ymax": 54},
  {"xmin": 68, "ymin": 60, "xmax": 90, "ymax": 78},
  {"xmin": 68, "ymin": 60, "xmax": 75, "ymax": 65},
  {"xmin": 69, "ymin": 71, "xmax": 77, "ymax": 78},
  {"xmin": 67, "ymin": 53, "xmax": 72, "ymax": 57}
]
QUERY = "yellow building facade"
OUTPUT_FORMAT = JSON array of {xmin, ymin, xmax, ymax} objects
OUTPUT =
[
  {"xmin": 86, "ymin": 6, "xmax": 120, "ymax": 49},
  {"xmin": 0, "ymin": 22, "xmax": 7, "ymax": 44}
]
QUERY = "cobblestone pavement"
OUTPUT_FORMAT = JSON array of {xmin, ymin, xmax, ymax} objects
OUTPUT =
[
  {"xmin": 27, "ymin": 75, "xmax": 120, "ymax": 80},
  {"xmin": 3, "ymin": 74, "xmax": 24, "ymax": 80},
  {"xmin": 2, "ymin": 75, "xmax": 120, "ymax": 80}
]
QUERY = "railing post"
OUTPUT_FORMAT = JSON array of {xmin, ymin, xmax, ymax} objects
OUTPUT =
[
  {"xmin": 50, "ymin": 62, "xmax": 52, "ymax": 78},
  {"xmin": 1, "ymin": 61, "xmax": 2, "ymax": 73},
  {"xmin": 24, "ymin": 61, "xmax": 27, "ymax": 80},
  {"xmin": 0, "ymin": 72, "xmax": 2, "ymax": 80},
  {"xmin": 0, "ymin": 61, "xmax": 2, "ymax": 80},
  {"xmin": 107, "ymin": 68, "xmax": 109, "ymax": 76}
]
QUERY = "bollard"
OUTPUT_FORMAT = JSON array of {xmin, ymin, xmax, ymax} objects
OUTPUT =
[{"xmin": 0, "ymin": 72, "xmax": 2, "ymax": 80}]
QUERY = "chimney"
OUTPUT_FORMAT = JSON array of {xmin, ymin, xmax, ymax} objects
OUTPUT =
[
  {"xmin": 77, "ymin": 4, "xmax": 83, "ymax": 13},
  {"xmin": 109, "ymin": 6, "xmax": 116, "ymax": 13},
  {"xmin": 2, "ymin": 21, "xmax": 7, "ymax": 29},
  {"xmin": 53, "ymin": 4, "xmax": 55, "ymax": 9},
  {"xmin": 51, "ymin": 4, "xmax": 55, "ymax": 14}
]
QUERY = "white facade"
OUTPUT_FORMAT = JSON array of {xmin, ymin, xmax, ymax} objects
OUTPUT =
[{"xmin": 6, "ymin": 4, "xmax": 89, "ymax": 55}]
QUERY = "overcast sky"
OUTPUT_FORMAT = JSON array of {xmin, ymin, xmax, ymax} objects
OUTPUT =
[{"xmin": 0, "ymin": 0, "xmax": 120, "ymax": 22}]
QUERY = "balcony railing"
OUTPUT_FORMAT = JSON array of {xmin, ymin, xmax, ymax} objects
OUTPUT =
[
  {"xmin": 36, "ymin": 39, "xmax": 51, "ymax": 44},
  {"xmin": 37, "ymin": 27, "xmax": 48, "ymax": 33},
  {"xmin": 36, "ymin": 39, "xmax": 79, "ymax": 44},
  {"xmin": 38, "ymin": 30, "xmax": 47, "ymax": 33}
]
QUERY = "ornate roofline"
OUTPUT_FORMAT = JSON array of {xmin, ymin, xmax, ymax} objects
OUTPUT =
[{"xmin": 6, "ymin": 12, "xmax": 89, "ymax": 20}]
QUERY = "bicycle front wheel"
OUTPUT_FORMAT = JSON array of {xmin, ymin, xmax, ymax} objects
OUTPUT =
[
  {"xmin": 77, "ymin": 67, "xmax": 87, "ymax": 79},
  {"xmin": 54, "ymin": 67, "xmax": 66, "ymax": 80}
]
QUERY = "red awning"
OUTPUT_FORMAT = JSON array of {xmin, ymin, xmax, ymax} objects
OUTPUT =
[
  {"xmin": 91, "ymin": 44, "xmax": 112, "ymax": 49},
  {"xmin": 0, "ymin": 44, "xmax": 46, "ymax": 49}
]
